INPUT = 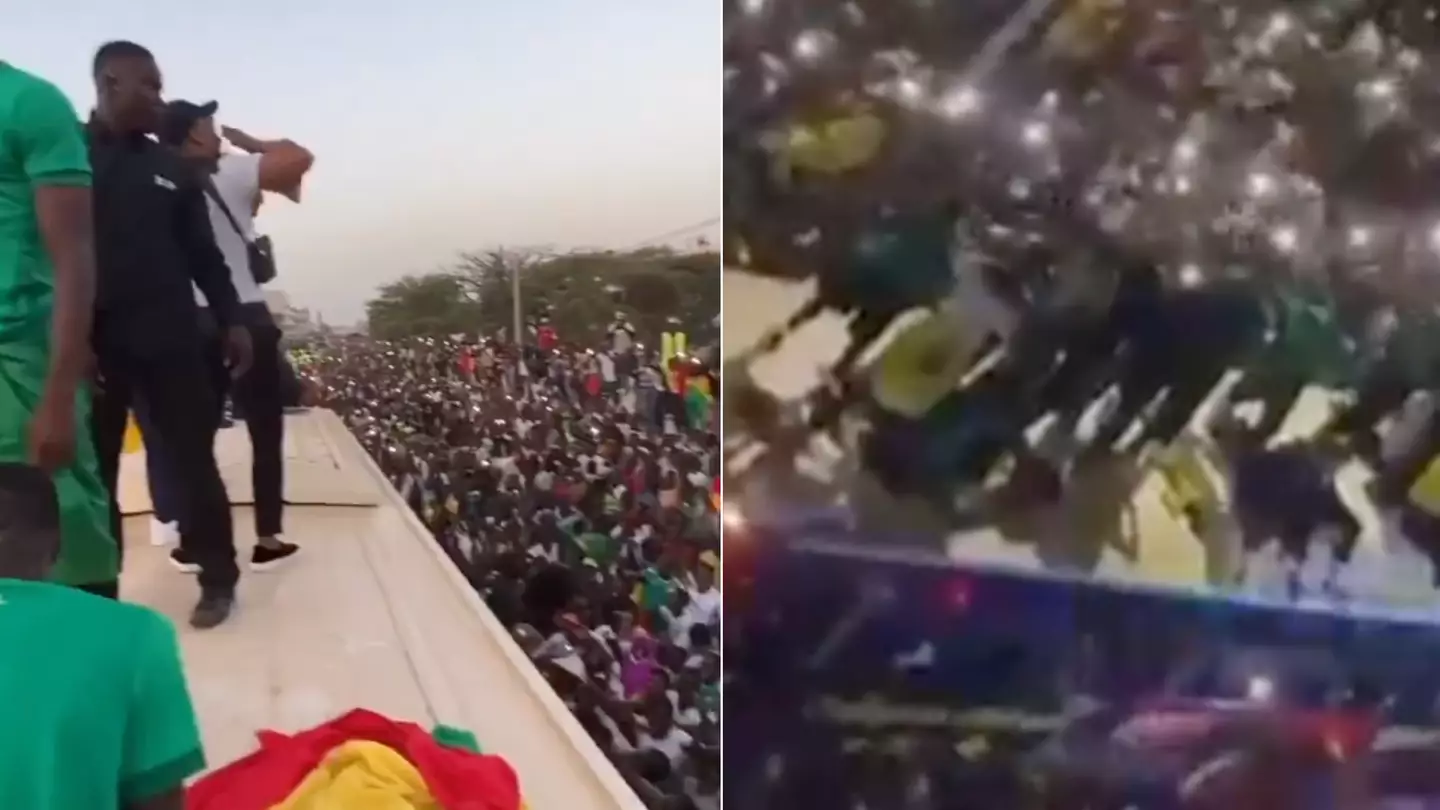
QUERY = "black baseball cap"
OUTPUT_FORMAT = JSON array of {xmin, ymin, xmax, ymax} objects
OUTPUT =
[{"xmin": 159, "ymin": 99, "xmax": 217, "ymax": 146}]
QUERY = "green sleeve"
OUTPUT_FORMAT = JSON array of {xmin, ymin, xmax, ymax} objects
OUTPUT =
[
  {"xmin": 13, "ymin": 76, "xmax": 90, "ymax": 185},
  {"xmin": 119, "ymin": 613, "xmax": 206, "ymax": 804}
]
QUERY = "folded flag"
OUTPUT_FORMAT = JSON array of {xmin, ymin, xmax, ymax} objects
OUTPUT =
[
  {"xmin": 273, "ymin": 740, "xmax": 437, "ymax": 809},
  {"xmin": 186, "ymin": 709, "xmax": 523, "ymax": 810}
]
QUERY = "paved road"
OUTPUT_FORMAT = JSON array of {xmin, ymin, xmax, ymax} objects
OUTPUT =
[{"xmin": 723, "ymin": 270, "xmax": 1440, "ymax": 613}]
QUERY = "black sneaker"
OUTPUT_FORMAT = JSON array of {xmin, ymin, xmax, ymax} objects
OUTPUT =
[
  {"xmin": 251, "ymin": 541, "xmax": 300, "ymax": 572},
  {"xmin": 168, "ymin": 548, "xmax": 201, "ymax": 574},
  {"xmin": 190, "ymin": 590, "xmax": 235, "ymax": 629}
]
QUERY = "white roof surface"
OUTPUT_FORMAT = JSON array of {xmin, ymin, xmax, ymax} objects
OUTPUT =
[{"xmin": 118, "ymin": 409, "xmax": 642, "ymax": 810}]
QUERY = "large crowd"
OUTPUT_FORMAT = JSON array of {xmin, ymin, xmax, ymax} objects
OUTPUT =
[{"xmin": 294, "ymin": 322, "xmax": 722, "ymax": 810}]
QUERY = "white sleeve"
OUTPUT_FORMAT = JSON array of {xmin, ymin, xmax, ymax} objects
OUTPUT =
[
  {"xmin": 217, "ymin": 153, "xmax": 263, "ymax": 227},
  {"xmin": 221, "ymin": 152, "xmax": 262, "ymax": 196}
]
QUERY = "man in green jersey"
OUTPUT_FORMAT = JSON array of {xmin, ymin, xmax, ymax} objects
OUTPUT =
[
  {"xmin": 0, "ymin": 62, "xmax": 117, "ymax": 593},
  {"xmin": 0, "ymin": 463, "xmax": 203, "ymax": 809}
]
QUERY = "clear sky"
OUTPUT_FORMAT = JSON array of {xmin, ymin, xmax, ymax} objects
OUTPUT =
[{"xmin": 5, "ymin": 1, "xmax": 720, "ymax": 324}]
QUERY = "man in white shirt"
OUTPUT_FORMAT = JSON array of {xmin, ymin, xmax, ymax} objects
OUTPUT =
[
  {"xmin": 608, "ymin": 313, "xmax": 635, "ymax": 354},
  {"xmin": 157, "ymin": 100, "xmax": 313, "ymax": 578},
  {"xmin": 596, "ymin": 351, "xmax": 617, "ymax": 398},
  {"xmin": 684, "ymin": 561, "xmax": 721, "ymax": 628},
  {"xmin": 635, "ymin": 701, "xmax": 693, "ymax": 770}
]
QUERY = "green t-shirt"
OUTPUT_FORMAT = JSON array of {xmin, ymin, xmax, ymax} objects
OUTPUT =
[
  {"xmin": 685, "ymin": 387, "xmax": 711, "ymax": 429},
  {"xmin": 638, "ymin": 568, "xmax": 678, "ymax": 616},
  {"xmin": 839, "ymin": 211, "xmax": 957, "ymax": 313},
  {"xmin": 576, "ymin": 531, "xmax": 617, "ymax": 567},
  {"xmin": 1262, "ymin": 286, "xmax": 1357, "ymax": 387},
  {"xmin": 0, "ymin": 580, "xmax": 206, "ymax": 809},
  {"xmin": 0, "ymin": 63, "xmax": 91, "ymax": 338}
]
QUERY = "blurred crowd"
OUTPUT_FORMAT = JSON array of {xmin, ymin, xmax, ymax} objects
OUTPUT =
[
  {"xmin": 727, "ymin": 225, "xmax": 1440, "ymax": 603},
  {"xmin": 293, "ymin": 323, "xmax": 721, "ymax": 810},
  {"xmin": 721, "ymin": 0, "xmax": 1440, "ymax": 610},
  {"xmin": 725, "ymin": 540, "xmax": 1440, "ymax": 810}
]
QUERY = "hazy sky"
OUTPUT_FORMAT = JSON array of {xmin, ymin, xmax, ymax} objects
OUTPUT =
[{"xmin": 5, "ymin": 1, "xmax": 720, "ymax": 324}]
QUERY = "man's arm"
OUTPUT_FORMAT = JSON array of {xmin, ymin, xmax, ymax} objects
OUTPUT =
[
  {"xmin": 121, "ymin": 612, "xmax": 206, "ymax": 810},
  {"xmin": 221, "ymin": 126, "xmax": 313, "ymax": 200},
  {"xmin": 174, "ymin": 175, "xmax": 240, "ymax": 329},
  {"xmin": 17, "ymin": 79, "xmax": 95, "ymax": 409}
]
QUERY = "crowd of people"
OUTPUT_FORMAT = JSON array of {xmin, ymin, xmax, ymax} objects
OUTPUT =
[
  {"xmin": 295, "ymin": 326, "xmax": 722, "ymax": 810},
  {"xmin": 726, "ymin": 232, "xmax": 1440, "ymax": 604},
  {"xmin": 721, "ymin": 0, "xmax": 1440, "ymax": 613}
]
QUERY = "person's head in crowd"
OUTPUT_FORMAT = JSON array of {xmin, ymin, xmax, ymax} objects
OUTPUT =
[
  {"xmin": 687, "ymin": 623, "xmax": 713, "ymax": 653},
  {"xmin": 693, "ymin": 560, "xmax": 716, "ymax": 593},
  {"xmin": 160, "ymin": 99, "xmax": 222, "ymax": 163},
  {"xmin": 613, "ymin": 608, "xmax": 636, "ymax": 639},
  {"xmin": 523, "ymin": 562, "xmax": 576, "ymax": 635},
  {"xmin": 534, "ymin": 638, "xmax": 587, "ymax": 698},
  {"xmin": 632, "ymin": 750, "xmax": 674, "ymax": 787},
  {"xmin": 512, "ymin": 624, "xmax": 544, "ymax": 656},
  {"xmin": 643, "ymin": 696, "xmax": 679, "ymax": 740},
  {"xmin": 92, "ymin": 40, "xmax": 163, "ymax": 135},
  {"xmin": 0, "ymin": 463, "xmax": 61, "ymax": 581}
]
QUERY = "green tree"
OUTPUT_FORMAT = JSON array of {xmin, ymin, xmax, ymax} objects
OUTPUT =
[
  {"xmin": 365, "ymin": 273, "xmax": 480, "ymax": 340},
  {"xmin": 368, "ymin": 247, "xmax": 719, "ymax": 344}
]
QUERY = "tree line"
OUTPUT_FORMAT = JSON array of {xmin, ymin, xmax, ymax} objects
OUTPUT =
[{"xmin": 365, "ymin": 247, "xmax": 720, "ymax": 344}]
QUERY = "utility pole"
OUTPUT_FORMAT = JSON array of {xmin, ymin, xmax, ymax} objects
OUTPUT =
[{"xmin": 512, "ymin": 257, "xmax": 526, "ymax": 378}]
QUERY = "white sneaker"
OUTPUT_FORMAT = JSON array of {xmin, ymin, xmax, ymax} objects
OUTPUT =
[{"xmin": 150, "ymin": 518, "xmax": 179, "ymax": 547}]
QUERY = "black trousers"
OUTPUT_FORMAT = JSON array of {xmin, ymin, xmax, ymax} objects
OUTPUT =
[
  {"xmin": 204, "ymin": 311, "xmax": 285, "ymax": 539},
  {"xmin": 91, "ymin": 323, "xmax": 239, "ymax": 594},
  {"xmin": 1092, "ymin": 342, "xmax": 1233, "ymax": 450}
]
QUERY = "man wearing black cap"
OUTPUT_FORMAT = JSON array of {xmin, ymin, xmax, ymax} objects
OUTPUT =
[
  {"xmin": 157, "ymin": 99, "xmax": 312, "ymax": 577},
  {"xmin": 87, "ymin": 40, "xmax": 252, "ymax": 629}
]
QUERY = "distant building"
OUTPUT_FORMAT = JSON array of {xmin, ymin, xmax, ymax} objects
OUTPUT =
[{"xmin": 264, "ymin": 290, "xmax": 320, "ymax": 337}]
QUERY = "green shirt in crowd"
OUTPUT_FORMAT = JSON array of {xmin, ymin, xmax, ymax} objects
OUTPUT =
[{"xmin": 1263, "ymin": 283, "xmax": 1358, "ymax": 388}]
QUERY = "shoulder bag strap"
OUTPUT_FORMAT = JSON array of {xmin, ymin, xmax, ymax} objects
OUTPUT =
[{"xmin": 201, "ymin": 179, "xmax": 251, "ymax": 244}]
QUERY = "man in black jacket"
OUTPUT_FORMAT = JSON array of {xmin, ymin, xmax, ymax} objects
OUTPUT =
[{"xmin": 86, "ymin": 40, "xmax": 252, "ymax": 629}]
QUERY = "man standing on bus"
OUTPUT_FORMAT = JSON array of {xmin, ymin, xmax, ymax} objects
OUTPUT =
[{"xmin": 157, "ymin": 98, "xmax": 313, "ymax": 577}]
